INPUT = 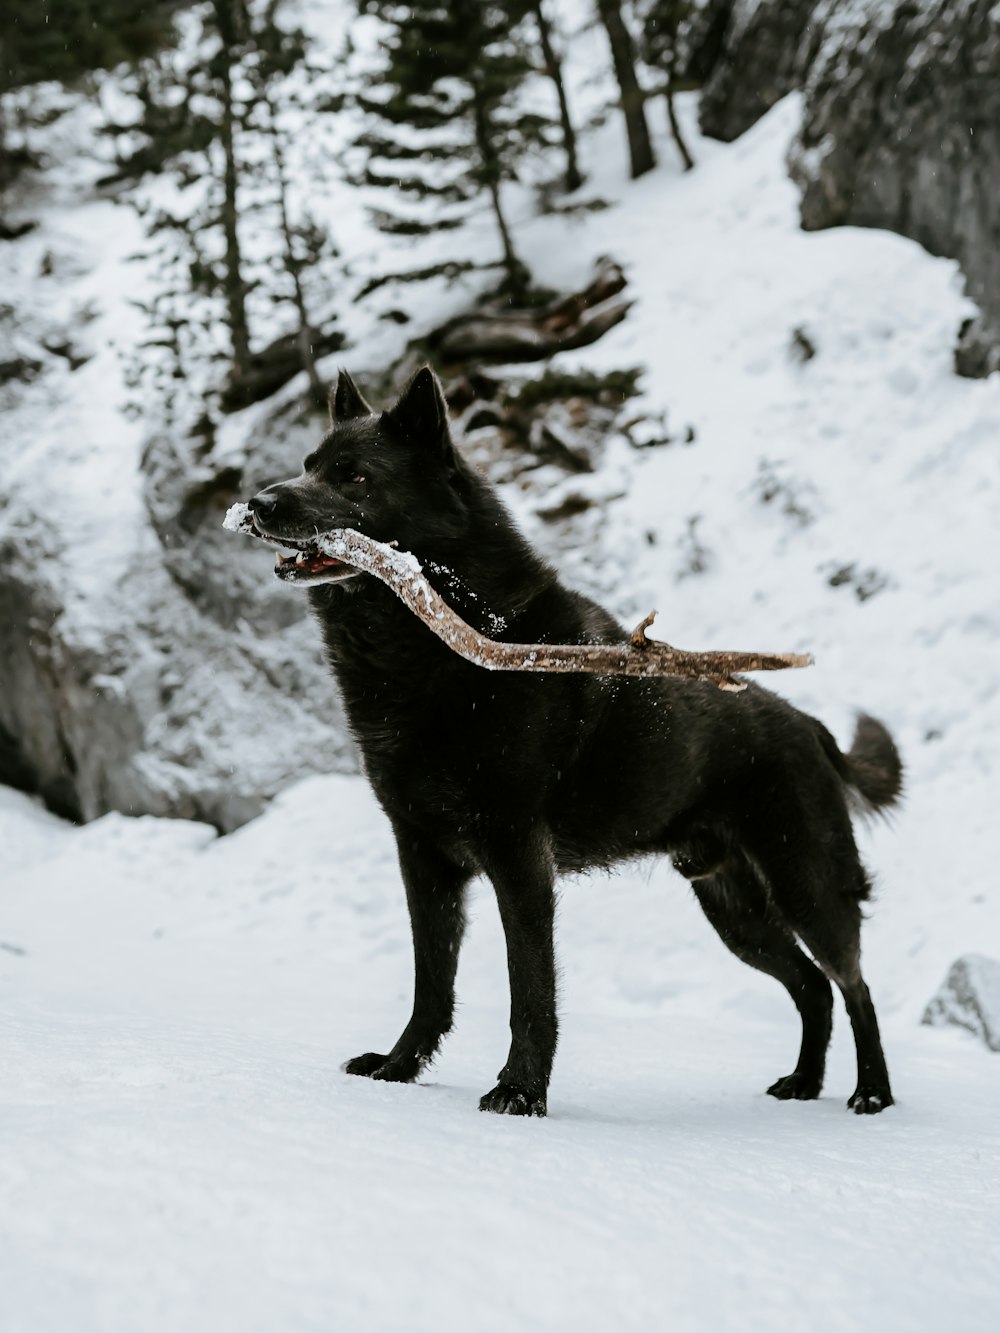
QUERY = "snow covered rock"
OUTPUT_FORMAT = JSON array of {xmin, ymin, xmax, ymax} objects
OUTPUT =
[
  {"xmin": 139, "ymin": 399, "xmax": 322, "ymax": 636},
  {"xmin": 0, "ymin": 333, "xmax": 355, "ymax": 830},
  {"xmin": 690, "ymin": 2, "xmax": 1000, "ymax": 372},
  {"xmin": 789, "ymin": 1, "xmax": 1000, "ymax": 367},
  {"xmin": 922, "ymin": 955, "xmax": 1000, "ymax": 1053},
  {"xmin": 693, "ymin": 2, "xmax": 1000, "ymax": 375},
  {"xmin": 0, "ymin": 534, "xmax": 355, "ymax": 832},
  {"xmin": 690, "ymin": 0, "xmax": 817, "ymax": 144}
]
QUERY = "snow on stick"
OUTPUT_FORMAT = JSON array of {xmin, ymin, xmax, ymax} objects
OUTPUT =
[{"xmin": 223, "ymin": 503, "xmax": 813, "ymax": 691}]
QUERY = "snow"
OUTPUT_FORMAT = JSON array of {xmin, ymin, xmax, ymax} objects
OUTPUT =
[
  {"xmin": 222, "ymin": 501, "xmax": 253, "ymax": 532},
  {"xmin": 0, "ymin": 95, "xmax": 159, "ymax": 614},
  {"xmin": 2, "ymin": 770, "xmax": 999, "ymax": 1333},
  {"xmin": 4, "ymin": 4, "xmax": 1000, "ymax": 1327}
]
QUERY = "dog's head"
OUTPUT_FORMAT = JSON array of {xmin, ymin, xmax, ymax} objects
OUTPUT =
[{"xmin": 247, "ymin": 366, "xmax": 469, "ymax": 585}]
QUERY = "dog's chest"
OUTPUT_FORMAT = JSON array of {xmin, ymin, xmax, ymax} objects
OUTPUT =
[{"xmin": 345, "ymin": 666, "xmax": 567, "ymax": 835}]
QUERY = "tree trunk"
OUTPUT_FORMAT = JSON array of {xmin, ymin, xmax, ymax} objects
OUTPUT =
[
  {"xmin": 212, "ymin": 0, "xmax": 252, "ymax": 378},
  {"xmin": 533, "ymin": 1, "xmax": 583, "ymax": 192},
  {"xmin": 471, "ymin": 82, "xmax": 530, "ymax": 300},
  {"xmin": 665, "ymin": 38, "xmax": 694, "ymax": 171},
  {"xmin": 597, "ymin": 0, "xmax": 656, "ymax": 179},
  {"xmin": 263, "ymin": 92, "xmax": 326, "ymax": 407},
  {"xmin": 0, "ymin": 65, "xmax": 10, "ymax": 192}
]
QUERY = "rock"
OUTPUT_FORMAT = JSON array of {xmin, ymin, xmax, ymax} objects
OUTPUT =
[
  {"xmin": 0, "ymin": 217, "xmax": 37, "ymax": 241},
  {"xmin": 922, "ymin": 955, "xmax": 1000, "ymax": 1052},
  {"xmin": 0, "ymin": 392, "xmax": 356, "ymax": 833},
  {"xmin": 789, "ymin": 325, "xmax": 817, "ymax": 364},
  {"xmin": 681, "ymin": 0, "xmax": 736, "ymax": 87},
  {"xmin": 0, "ymin": 535, "xmax": 354, "ymax": 832},
  {"xmin": 0, "ymin": 262, "xmax": 645, "ymax": 834},
  {"xmin": 954, "ymin": 314, "xmax": 1000, "ymax": 381},
  {"xmin": 687, "ymin": 2, "xmax": 1000, "ymax": 372},
  {"xmin": 41, "ymin": 332, "xmax": 92, "ymax": 370},
  {"xmin": 788, "ymin": 1, "xmax": 1000, "ymax": 369},
  {"xmin": 0, "ymin": 350, "xmax": 44, "ymax": 386},
  {"xmin": 688, "ymin": 0, "xmax": 818, "ymax": 143},
  {"xmin": 140, "ymin": 406, "xmax": 316, "ymax": 635}
]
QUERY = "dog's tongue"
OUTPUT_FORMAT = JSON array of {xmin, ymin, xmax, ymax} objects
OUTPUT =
[{"xmin": 276, "ymin": 549, "xmax": 345, "ymax": 576}]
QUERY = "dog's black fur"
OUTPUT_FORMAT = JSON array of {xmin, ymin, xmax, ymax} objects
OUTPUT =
[{"xmin": 248, "ymin": 367, "xmax": 902, "ymax": 1117}]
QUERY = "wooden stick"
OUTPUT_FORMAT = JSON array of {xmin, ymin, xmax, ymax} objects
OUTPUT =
[{"xmin": 224, "ymin": 505, "xmax": 813, "ymax": 691}]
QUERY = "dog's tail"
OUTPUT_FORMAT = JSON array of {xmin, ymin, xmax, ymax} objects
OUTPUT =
[{"xmin": 818, "ymin": 713, "xmax": 903, "ymax": 817}]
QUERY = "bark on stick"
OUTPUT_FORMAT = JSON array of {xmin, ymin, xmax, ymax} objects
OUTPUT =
[{"xmin": 224, "ymin": 507, "xmax": 813, "ymax": 692}]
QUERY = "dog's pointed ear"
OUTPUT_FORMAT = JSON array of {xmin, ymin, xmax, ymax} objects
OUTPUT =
[
  {"xmin": 384, "ymin": 366, "xmax": 452, "ymax": 456},
  {"xmin": 328, "ymin": 369, "xmax": 373, "ymax": 425}
]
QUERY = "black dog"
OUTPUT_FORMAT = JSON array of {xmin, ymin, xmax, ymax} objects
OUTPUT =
[{"xmin": 247, "ymin": 367, "xmax": 901, "ymax": 1117}]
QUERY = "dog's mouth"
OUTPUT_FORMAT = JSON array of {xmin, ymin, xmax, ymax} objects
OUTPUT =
[
  {"xmin": 224, "ymin": 504, "xmax": 361, "ymax": 585},
  {"xmin": 271, "ymin": 535, "xmax": 357, "ymax": 584}
]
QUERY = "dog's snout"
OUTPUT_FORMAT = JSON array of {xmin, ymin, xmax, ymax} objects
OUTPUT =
[{"xmin": 248, "ymin": 490, "xmax": 279, "ymax": 520}]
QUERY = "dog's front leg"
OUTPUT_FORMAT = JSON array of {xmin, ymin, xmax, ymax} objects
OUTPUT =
[
  {"xmin": 345, "ymin": 830, "xmax": 470, "ymax": 1084},
  {"xmin": 479, "ymin": 829, "xmax": 557, "ymax": 1117}
]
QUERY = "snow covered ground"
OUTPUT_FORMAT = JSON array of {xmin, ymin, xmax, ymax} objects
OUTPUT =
[
  {"xmin": 2, "ymin": 769, "xmax": 999, "ymax": 1333},
  {"xmin": 4, "ymin": 11, "xmax": 1000, "ymax": 1329}
]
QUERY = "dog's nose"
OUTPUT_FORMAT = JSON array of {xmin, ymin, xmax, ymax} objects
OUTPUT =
[{"xmin": 248, "ymin": 491, "xmax": 278, "ymax": 520}]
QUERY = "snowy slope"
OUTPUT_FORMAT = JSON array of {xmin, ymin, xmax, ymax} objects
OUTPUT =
[
  {"xmin": 503, "ymin": 93, "xmax": 1000, "ymax": 1029},
  {"xmin": 3, "ymin": 20, "xmax": 1000, "ymax": 1332}
]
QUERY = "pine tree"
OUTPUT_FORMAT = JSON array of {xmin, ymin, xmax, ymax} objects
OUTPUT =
[
  {"xmin": 110, "ymin": 0, "xmax": 256, "ymax": 388},
  {"xmin": 244, "ymin": 3, "xmax": 332, "ymax": 408},
  {"xmin": 1, "ymin": 0, "xmax": 181, "ymax": 190},
  {"xmin": 111, "ymin": 0, "xmax": 339, "ymax": 410},
  {"xmin": 2, "ymin": 0, "xmax": 180, "ymax": 89},
  {"xmin": 356, "ymin": 0, "xmax": 549, "ymax": 300}
]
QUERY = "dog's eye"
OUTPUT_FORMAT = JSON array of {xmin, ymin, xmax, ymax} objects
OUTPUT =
[{"xmin": 350, "ymin": 475, "xmax": 366, "ymax": 485}]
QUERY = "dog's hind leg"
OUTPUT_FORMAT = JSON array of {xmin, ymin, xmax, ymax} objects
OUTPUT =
[
  {"xmin": 478, "ymin": 827, "xmax": 557, "ymax": 1118},
  {"xmin": 747, "ymin": 818, "xmax": 894, "ymax": 1115},
  {"xmin": 689, "ymin": 863, "xmax": 834, "ymax": 1100},
  {"xmin": 345, "ymin": 830, "xmax": 471, "ymax": 1084}
]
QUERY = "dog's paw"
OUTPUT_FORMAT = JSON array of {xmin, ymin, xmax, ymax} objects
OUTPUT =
[
  {"xmin": 343, "ymin": 1051, "xmax": 418, "ymax": 1082},
  {"xmin": 767, "ymin": 1071, "xmax": 823, "ymax": 1101},
  {"xmin": 847, "ymin": 1085, "xmax": 894, "ymax": 1115},
  {"xmin": 478, "ymin": 1082, "xmax": 547, "ymax": 1117}
]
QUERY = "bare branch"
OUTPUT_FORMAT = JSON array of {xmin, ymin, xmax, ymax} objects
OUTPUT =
[
  {"xmin": 630, "ymin": 610, "xmax": 658, "ymax": 647},
  {"xmin": 224, "ymin": 507, "xmax": 813, "ymax": 691}
]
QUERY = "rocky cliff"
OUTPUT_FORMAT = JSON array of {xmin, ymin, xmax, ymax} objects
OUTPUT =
[
  {"xmin": 690, "ymin": 0, "xmax": 1000, "ymax": 374},
  {"xmin": 0, "ymin": 387, "xmax": 355, "ymax": 833}
]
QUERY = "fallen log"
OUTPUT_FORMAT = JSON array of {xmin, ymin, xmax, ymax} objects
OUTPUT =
[
  {"xmin": 428, "ymin": 256, "xmax": 633, "ymax": 364},
  {"xmin": 224, "ymin": 505, "xmax": 812, "ymax": 692}
]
